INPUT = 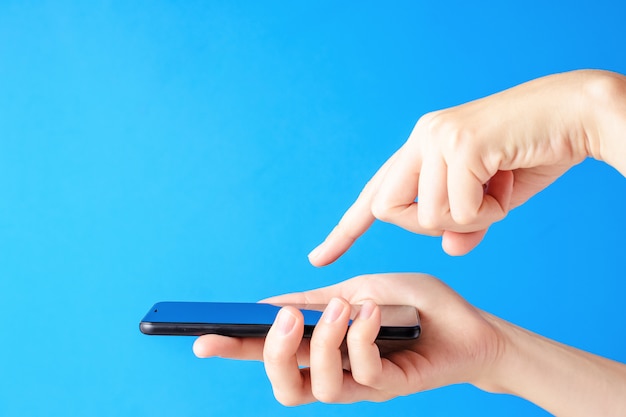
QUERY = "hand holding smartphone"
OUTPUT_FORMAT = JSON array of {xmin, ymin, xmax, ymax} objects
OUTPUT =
[{"xmin": 140, "ymin": 301, "xmax": 421, "ymax": 340}]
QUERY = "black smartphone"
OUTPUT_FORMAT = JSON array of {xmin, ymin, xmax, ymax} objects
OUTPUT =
[{"xmin": 139, "ymin": 301, "xmax": 421, "ymax": 340}]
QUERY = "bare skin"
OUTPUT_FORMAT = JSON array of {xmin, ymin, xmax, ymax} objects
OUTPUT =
[
  {"xmin": 193, "ymin": 70, "xmax": 626, "ymax": 414},
  {"xmin": 194, "ymin": 274, "xmax": 626, "ymax": 416},
  {"xmin": 307, "ymin": 70, "xmax": 626, "ymax": 264}
]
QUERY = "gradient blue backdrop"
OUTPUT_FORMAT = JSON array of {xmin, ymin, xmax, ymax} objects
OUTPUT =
[{"xmin": 1, "ymin": 1, "xmax": 625, "ymax": 416}]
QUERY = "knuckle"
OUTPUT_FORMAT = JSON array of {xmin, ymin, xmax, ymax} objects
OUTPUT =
[
  {"xmin": 451, "ymin": 208, "xmax": 479, "ymax": 226},
  {"xmin": 424, "ymin": 111, "xmax": 476, "ymax": 154},
  {"xmin": 352, "ymin": 368, "xmax": 383, "ymax": 388},
  {"xmin": 370, "ymin": 199, "xmax": 395, "ymax": 223},
  {"xmin": 346, "ymin": 330, "xmax": 368, "ymax": 347},
  {"xmin": 412, "ymin": 111, "xmax": 438, "ymax": 139},
  {"xmin": 312, "ymin": 385, "xmax": 341, "ymax": 404},
  {"xmin": 309, "ymin": 332, "xmax": 343, "ymax": 355},
  {"xmin": 308, "ymin": 335, "xmax": 329, "ymax": 352},
  {"xmin": 417, "ymin": 207, "xmax": 443, "ymax": 230},
  {"xmin": 263, "ymin": 348, "xmax": 286, "ymax": 366},
  {"xmin": 273, "ymin": 391, "xmax": 302, "ymax": 407},
  {"xmin": 346, "ymin": 325, "xmax": 375, "ymax": 350}
]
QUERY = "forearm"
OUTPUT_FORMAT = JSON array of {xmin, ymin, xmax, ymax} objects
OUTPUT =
[
  {"xmin": 582, "ymin": 70, "xmax": 626, "ymax": 177},
  {"xmin": 482, "ymin": 313, "xmax": 626, "ymax": 417}
]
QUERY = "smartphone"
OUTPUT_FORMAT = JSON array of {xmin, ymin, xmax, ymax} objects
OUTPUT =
[{"xmin": 139, "ymin": 301, "xmax": 421, "ymax": 340}]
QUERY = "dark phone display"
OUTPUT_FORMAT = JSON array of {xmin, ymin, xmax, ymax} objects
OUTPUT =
[{"xmin": 140, "ymin": 302, "xmax": 420, "ymax": 340}]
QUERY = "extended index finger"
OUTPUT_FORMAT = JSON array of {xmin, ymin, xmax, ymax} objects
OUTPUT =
[{"xmin": 308, "ymin": 151, "xmax": 400, "ymax": 267}]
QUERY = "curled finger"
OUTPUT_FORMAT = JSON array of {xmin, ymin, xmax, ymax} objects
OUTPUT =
[
  {"xmin": 263, "ymin": 307, "xmax": 314, "ymax": 406},
  {"xmin": 309, "ymin": 298, "xmax": 352, "ymax": 402},
  {"xmin": 347, "ymin": 301, "xmax": 413, "ymax": 396}
]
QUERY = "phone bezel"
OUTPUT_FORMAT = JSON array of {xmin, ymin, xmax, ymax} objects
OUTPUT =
[{"xmin": 139, "ymin": 301, "xmax": 421, "ymax": 340}]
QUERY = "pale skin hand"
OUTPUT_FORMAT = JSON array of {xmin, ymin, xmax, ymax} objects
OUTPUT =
[
  {"xmin": 308, "ymin": 70, "xmax": 626, "ymax": 265},
  {"xmin": 194, "ymin": 273, "xmax": 503, "ymax": 404},
  {"xmin": 194, "ymin": 274, "xmax": 626, "ymax": 415}
]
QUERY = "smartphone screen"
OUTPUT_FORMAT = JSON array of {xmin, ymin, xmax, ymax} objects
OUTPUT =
[{"xmin": 139, "ymin": 302, "xmax": 420, "ymax": 340}]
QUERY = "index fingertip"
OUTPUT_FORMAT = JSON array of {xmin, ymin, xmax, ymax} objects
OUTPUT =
[
  {"xmin": 307, "ymin": 243, "xmax": 331, "ymax": 267},
  {"xmin": 307, "ymin": 235, "xmax": 355, "ymax": 267}
]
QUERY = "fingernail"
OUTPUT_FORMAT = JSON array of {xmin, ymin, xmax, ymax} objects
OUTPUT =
[
  {"xmin": 323, "ymin": 298, "xmax": 344, "ymax": 323},
  {"xmin": 276, "ymin": 308, "xmax": 296, "ymax": 335},
  {"xmin": 358, "ymin": 300, "xmax": 376, "ymax": 320}
]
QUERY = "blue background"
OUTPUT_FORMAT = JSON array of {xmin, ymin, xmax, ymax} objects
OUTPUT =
[{"xmin": 1, "ymin": 1, "xmax": 625, "ymax": 416}]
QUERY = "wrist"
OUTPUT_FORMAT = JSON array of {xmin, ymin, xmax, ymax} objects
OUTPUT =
[
  {"xmin": 471, "ymin": 309, "xmax": 626, "ymax": 417},
  {"xmin": 468, "ymin": 311, "xmax": 515, "ymax": 394},
  {"xmin": 581, "ymin": 70, "xmax": 626, "ymax": 175}
]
